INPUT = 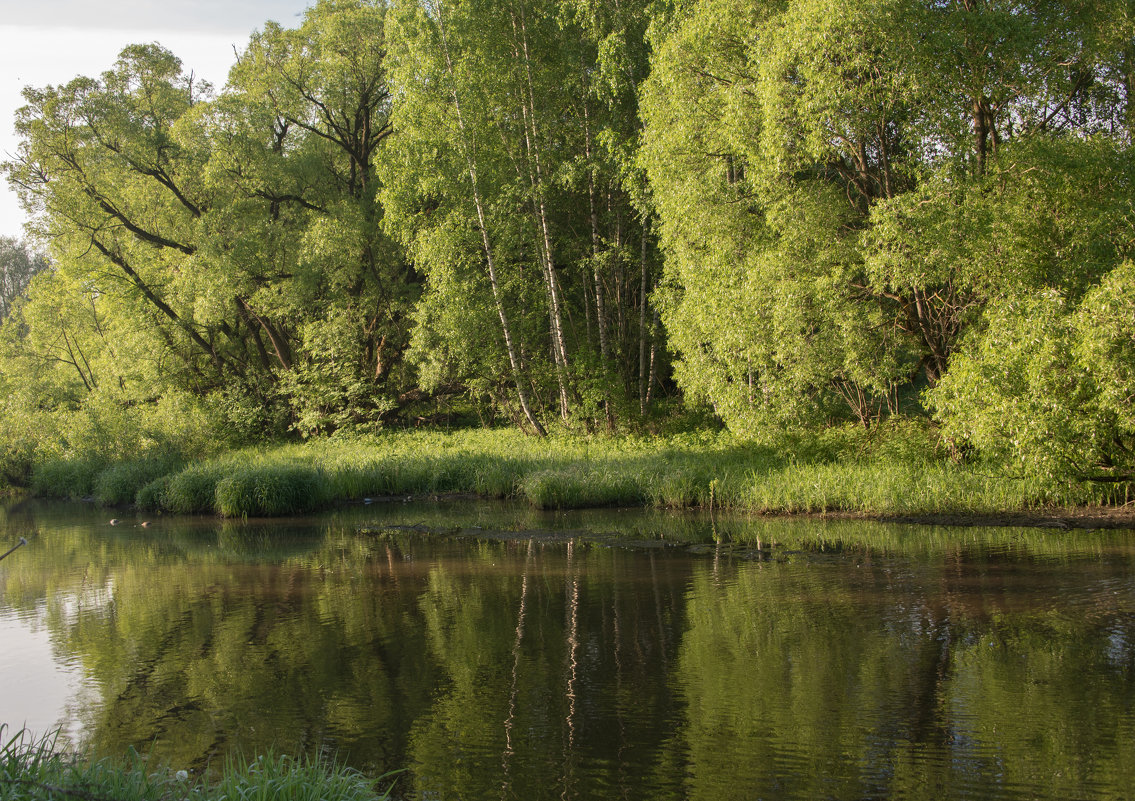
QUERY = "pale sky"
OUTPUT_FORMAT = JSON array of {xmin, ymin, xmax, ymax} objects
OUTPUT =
[{"xmin": 0, "ymin": 1, "xmax": 313, "ymax": 241}]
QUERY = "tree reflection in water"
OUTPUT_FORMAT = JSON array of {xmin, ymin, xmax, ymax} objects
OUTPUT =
[{"xmin": 1, "ymin": 499, "xmax": 1133, "ymax": 800}]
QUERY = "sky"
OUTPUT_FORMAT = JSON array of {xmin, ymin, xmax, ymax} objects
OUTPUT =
[{"xmin": 0, "ymin": 0, "xmax": 313, "ymax": 242}]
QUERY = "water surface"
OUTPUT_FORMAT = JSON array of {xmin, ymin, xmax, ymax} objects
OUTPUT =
[{"xmin": 1, "ymin": 499, "xmax": 1133, "ymax": 800}]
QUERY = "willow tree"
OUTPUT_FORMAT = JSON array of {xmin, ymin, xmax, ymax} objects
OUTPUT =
[
  {"xmin": 4, "ymin": 44, "xmax": 222, "ymax": 382},
  {"xmin": 2, "ymin": 0, "xmax": 419, "ymax": 445},
  {"xmin": 641, "ymin": 0, "xmax": 1134, "ymax": 441},
  {"xmin": 208, "ymin": 0, "xmax": 418, "ymax": 434},
  {"xmin": 641, "ymin": 0, "xmax": 924, "ymax": 431}
]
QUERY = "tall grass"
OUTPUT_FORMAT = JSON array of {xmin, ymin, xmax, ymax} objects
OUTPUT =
[
  {"xmin": 93, "ymin": 457, "xmax": 183, "ymax": 506},
  {"xmin": 215, "ymin": 464, "xmax": 330, "ymax": 517},
  {"xmin": 0, "ymin": 725, "xmax": 396, "ymax": 801},
  {"xmin": 163, "ymin": 462, "xmax": 234, "ymax": 515},
  {"xmin": 19, "ymin": 422, "xmax": 1130, "ymax": 517},
  {"xmin": 29, "ymin": 458, "xmax": 105, "ymax": 500}
]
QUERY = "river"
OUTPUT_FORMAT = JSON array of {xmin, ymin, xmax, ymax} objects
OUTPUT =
[{"xmin": 1, "ymin": 499, "xmax": 1133, "ymax": 800}]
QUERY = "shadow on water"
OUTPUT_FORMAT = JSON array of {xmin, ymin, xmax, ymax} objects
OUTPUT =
[{"xmin": 1, "ymin": 497, "xmax": 1134, "ymax": 800}]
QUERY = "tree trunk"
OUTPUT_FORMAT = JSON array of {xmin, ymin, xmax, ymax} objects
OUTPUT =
[
  {"xmin": 512, "ymin": 1, "xmax": 573, "ymax": 422},
  {"xmin": 638, "ymin": 224, "xmax": 649, "ymax": 415},
  {"xmin": 433, "ymin": 0, "xmax": 546, "ymax": 436},
  {"xmin": 583, "ymin": 81, "xmax": 614, "ymax": 429}
]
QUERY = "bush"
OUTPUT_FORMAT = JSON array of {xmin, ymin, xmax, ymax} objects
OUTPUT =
[
  {"xmin": 0, "ymin": 439, "xmax": 34, "ymax": 488},
  {"xmin": 135, "ymin": 474, "xmax": 173, "ymax": 511},
  {"xmin": 930, "ymin": 278, "xmax": 1135, "ymax": 489}
]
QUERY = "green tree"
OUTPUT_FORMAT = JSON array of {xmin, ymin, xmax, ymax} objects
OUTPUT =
[
  {"xmin": 0, "ymin": 237, "xmax": 49, "ymax": 321},
  {"xmin": 641, "ymin": 0, "xmax": 924, "ymax": 431},
  {"xmin": 383, "ymin": 0, "xmax": 664, "ymax": 433},
  {"xmin": 1, "ymin": 1, "xmax": 420, "ymax": 447},
  {"xmin": 640, "ymin": 0, "xmax": 1134, "ymax": 444},
  {"xmin": 217, "ymin": 0, "xmax": 419, "ymax": 434}
]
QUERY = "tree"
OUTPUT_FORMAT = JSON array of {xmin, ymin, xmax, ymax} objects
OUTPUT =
[
  {"xmin": 1, "ymin": 1, "xmax": 420, "ymax": 442},
  {"xmin": 219, "ymin": 0, "xmax": 419, "ymax": 434},
  {"xmin": 0, "ymin": 237, "xmax": 49, "ymax": 320},
  {"xmin": 640, "ymin": 0, "xmax": 1134, "ymax": 436},
  {"xmin": 383, "ymin": 0, "xmax": 663, "ymax": 432},
  {"xmin": 641, "ymin": 0, "xmax": 923, "ymax": 430}
]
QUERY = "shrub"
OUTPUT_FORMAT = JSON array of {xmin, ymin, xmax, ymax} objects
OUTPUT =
[{"xmin": 135, "ymin": 475, "xmax": 173, "ymax": 511}]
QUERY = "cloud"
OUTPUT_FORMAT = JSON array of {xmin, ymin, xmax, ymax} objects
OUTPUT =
[{"xmin": 3, "ymin": 0, "xmax": 308, "ymax": 35}]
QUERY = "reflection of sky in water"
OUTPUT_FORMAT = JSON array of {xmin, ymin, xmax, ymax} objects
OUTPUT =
[{"xmin": 0, "ymin": 606, "xmax": 86, "ymax": 740}]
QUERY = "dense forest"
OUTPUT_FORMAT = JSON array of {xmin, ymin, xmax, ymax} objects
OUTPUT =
[{"xmin": 0, "ymin": 0, "xmax": 1132, "ymax": 487}]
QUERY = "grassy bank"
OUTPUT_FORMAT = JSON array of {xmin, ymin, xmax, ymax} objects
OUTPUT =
[
  {"xmin": 0, "ymin": 726, "xmax": 395, "ymax": 801},
  {"xmin": 22, "ymin": 423, "xmax": 1133, "ymax": 518}
]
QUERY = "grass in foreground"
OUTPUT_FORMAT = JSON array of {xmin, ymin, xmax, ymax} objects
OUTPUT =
[
  {"xmin": 0, "ymin": 726, "xmax": 396, "ymax": 801},
  {"xmin": 25, "ymin": 421, "xmax": 1134, "ymax": 518}
]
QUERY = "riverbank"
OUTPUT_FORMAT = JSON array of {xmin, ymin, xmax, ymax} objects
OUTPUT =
[
  {"xmin": 0, "ymin": 726, "xmax": 395, "ymax": 801},
  {"xmin": 19, "ymin": 425, "xmax": 1134, "ymax": 520}
]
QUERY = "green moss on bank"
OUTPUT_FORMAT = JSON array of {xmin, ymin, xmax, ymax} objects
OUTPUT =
[{"xmin": 19, "ymin": 423, "xmax": 1133, "ymax": 518}]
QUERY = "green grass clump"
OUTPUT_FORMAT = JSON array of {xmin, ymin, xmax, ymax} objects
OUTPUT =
[
  {"xmin": 93, "ymin": 458, "xmax": 182, "ymax": 506},
  {"xmin": 163, "ymin": 463, "xmax": 232, "ymax": 515},
  {"xmin": 521, "ymin": 467, "xmax": 645, "ymax": 509},
  {"xmin": 135, "ymin": 475, "xmax": 173, "ymax": 511},
  {"xmin": 215, "ymin": 464, "xmax": 331, "ymax": 517},
  {"xmin": 209, "ymin": 753, "xmax": 395, "ymax": 801},
  {"xmin": 0, "ymin": 725, "xmax": 395, "ymax": 801},
  {"xmin": 29, "ymin": 458, "xmax": 105, "ymax": 500}
]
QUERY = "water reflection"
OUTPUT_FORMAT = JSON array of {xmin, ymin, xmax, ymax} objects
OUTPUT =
[{"xmin": 0, "ymin": 498, "xmax": 1133, "ymax": 800}]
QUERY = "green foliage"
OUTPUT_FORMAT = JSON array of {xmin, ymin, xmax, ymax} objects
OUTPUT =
[
  {"xmin": 0, "ymin": 0, "xmax": 418, "ymax": 462},
  {"xmin": 930, "ymin": 262, "xmax": 1135, "ymax": 486},
  {"xmin": 521, "ymin": 467, "xmax": 645, "ymax": 509},
  {"xmin": 383, "ymin": 0, "xmax": 663, "ymax": 431},
  {"xmin": 641, "ymin": 0, "xmax": 1133, "ymax": 437},
  {"xmin": 0, "ymin": 238, "xmax": 48, "ymax": 322},
  {"xmin": 210, "ymin": 754, "xmax": 395, "ymax": 801},
  {"xmin": 640, "ymin": 0, "xmax": 927, "ymax": 430},
  {"xmin": 0, "ymin": 0, "xmax": 1131, "ymax": 500},
  {"xmin": 1076, "ymin": 260, "xmax": 1135, "ymax": 437},
  {"xmin": 136, "ymin": 475, "xmax": 173, "ymax": 512}
]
